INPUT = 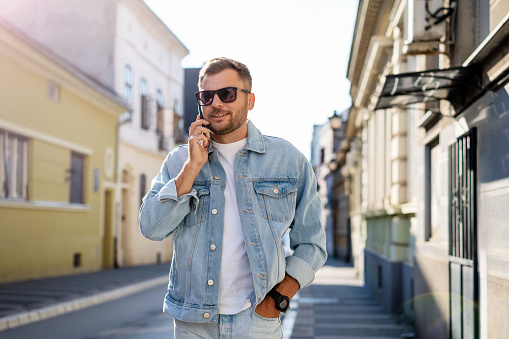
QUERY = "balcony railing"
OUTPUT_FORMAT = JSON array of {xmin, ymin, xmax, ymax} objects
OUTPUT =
[{"xmin": 158, "ymin": 135, "xmax": 171, "ymax": 152}]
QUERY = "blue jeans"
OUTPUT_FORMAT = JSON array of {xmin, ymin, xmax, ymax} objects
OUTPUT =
[{"xmin": 174, "ymin": 308, "xmax": 283, "ymax": 338}]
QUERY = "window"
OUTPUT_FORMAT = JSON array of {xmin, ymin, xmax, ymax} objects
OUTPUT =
[
  {"xmin": 47, "ymin": 81, "xmax": 60, "ymax": 102},
  {"xmin": 156, "ymin": 90, "xmax": 164, "ymax": 136},
  {"xmin": 140, "ymin": 79, "xmax": 150, "ymax": 130},
  {"xmin": 123, "ymin": 65, "xmax": 133, "ymax": 121},
  {"xmin": 156, "ymin": 90, "xmax": 164, "ymax": 111},
  {"xmin": 425, "ymin": 138, "xmax": 440, "ymax": 241},
  {"xmin": 140, "ymin": 174, "xmax": 146, "ymax": 204},
  {"xmin": 449, "ymin": 129, "xmax": 477, "ymax": 260},
  {"xmin": 173, "ymin": 99, "xmax": 185, "ymax": 143},
  {"xmin": 69, "ymin": 152, "xmax": 85, "ymax": 204},
  {"xmin": 0, "ymin": 130, "xmax": 29, "ymax": 200}
]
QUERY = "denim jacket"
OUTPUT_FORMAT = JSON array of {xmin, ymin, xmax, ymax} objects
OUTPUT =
[{"xmin": 139, "ymin": 121, "xmax": 326, "ymax": 323}]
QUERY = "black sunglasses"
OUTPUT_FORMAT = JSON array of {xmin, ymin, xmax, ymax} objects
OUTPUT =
[{"xmin": 195, "ymin": 87, "xmax": 250, "ymax": 106}]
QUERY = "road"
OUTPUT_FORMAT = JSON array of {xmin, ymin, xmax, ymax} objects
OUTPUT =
[{"xmin": 0, "ymin": 284, "xmax": 174, "ymax": 339}]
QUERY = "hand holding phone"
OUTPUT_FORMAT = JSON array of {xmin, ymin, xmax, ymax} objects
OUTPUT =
[
  {"xmin": 187, "ymin": 114, "xmax": 210, "ymax": 167},
  {"xmin": 174, "ymin": 115, "xmax": 210, "ymax": 197}
]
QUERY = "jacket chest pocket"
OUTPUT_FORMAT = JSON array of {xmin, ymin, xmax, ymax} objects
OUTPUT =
[
  {"xmin": 184, "ymin": 185, "xmax": 210, "ymax": 227},
  {"xmin": 254, "ymin": 180, "xmax": 297, "ymax": 222}
]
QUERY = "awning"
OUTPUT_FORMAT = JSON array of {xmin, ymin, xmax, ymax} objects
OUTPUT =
[{"xmin": 375, "ymin": 65, "xmax": 481, "ymax": 110}]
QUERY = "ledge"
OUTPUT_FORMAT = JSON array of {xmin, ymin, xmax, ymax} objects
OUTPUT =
[
  {"xmin": 418, "ymin": 110, "xmax": 442, "ymax": 130},
  {"xmin": 0, "ymin": 200, "xmax": 91, "ymax": 212},
  {"xmin": 363, "ymin": 202, "xmax": 418, "ymax": 218}
]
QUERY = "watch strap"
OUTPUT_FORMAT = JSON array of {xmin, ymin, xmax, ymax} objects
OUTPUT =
[{"xmin": 268, "ymin": 285, "xmax": 290, "ymax": 313}]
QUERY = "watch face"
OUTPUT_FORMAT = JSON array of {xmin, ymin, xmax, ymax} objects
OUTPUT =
[{"xmin": 280, "ymin": 300, "xmax": 289, "ymax": 308}]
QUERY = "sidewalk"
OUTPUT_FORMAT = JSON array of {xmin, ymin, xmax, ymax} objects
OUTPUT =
[
  {"xmin": 285, "ymin": 258, "xmax": 415, "ymax": 339},
  {"xmin": 0, "ymin": 264, "xmax": 169, "ymax": 332},
  {"xmin": 0, "ymin": 260, "xmax": 415, "ymax": 338}
]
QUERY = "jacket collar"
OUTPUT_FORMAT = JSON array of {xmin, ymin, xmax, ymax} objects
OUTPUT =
[{"xmin": 207, "ymin": 120, "xmax": 266, "ymax": 154}]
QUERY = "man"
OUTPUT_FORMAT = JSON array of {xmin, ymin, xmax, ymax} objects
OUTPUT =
[{"xmin": 139, "ymin": 57, "xmax": 326, "ymax": 338}]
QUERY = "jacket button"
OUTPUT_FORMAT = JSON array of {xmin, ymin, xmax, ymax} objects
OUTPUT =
[
  {"xmin": 204, "ymin": 313, "xmax": 210, "ymax": 319},
  {"xmin": 214, "ymin": 175, "xmax": 220, "ymax": 180},
  {"xmin": 211, "ymin": 209, "xmax": 218, "ymax": 215},
  {"xmin": 210, "ymin": 244, "xmax": 216, "ymax": 250},
  {"xmin": 208, "ymin": 280, "xmax": 214, "ymax": 286},
  {"xmin": 273, "ymin": 188, "xmax": 279, "ymax": 194},
  {"xmin": 209, "ymin": 155, "xmax": 213, "ymax": 161}
]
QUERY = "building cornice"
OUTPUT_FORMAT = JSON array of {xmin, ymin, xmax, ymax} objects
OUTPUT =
[
  {"xmin": 126, "ymin": 0, "xmax": 189, "ymax": 58},
  {"xmin": 347, "ymin": 0, "xmax": 386, "ymax": 86},
  {"xmin": 353, "ymin": 35, "xmax": 393, "ymax": 110}
]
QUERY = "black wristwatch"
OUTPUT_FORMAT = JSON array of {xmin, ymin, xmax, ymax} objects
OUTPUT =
[{"xmin": 267, "ymin": 285, "xmax": 291, "ymax": 314}]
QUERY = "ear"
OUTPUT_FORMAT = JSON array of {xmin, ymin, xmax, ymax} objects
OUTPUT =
[{"xmin": 247, "ymin": 93, "xmax": 255, "ymax": 111}]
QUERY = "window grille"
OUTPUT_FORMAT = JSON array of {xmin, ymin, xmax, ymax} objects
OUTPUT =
[{"xmin": 449, "ymin": 128, "xmax": 477, "ymax": 261}]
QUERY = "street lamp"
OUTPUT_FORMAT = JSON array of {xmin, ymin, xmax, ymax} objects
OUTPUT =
[
  {"xmin": 328, "ymin": 159, "xmax": 338, "ymax": 171},
  {"xmin": 329, "ymin": 110, "xmax": 342, "ymax": 130},
  {"xmin": 329, "ymin": 110, "xmax": 343, "ymax": 154}
]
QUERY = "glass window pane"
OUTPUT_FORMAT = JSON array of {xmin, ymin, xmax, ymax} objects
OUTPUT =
[
  {"xmin": 140, "ymin": 79, "xmax": 147, "ymax": 95},
  {"xmin": 70, "ymin": 152, "xmax": 85, "ymax": 204},
  {"xmin": 157, "ymin": 90, "xmax": 163, "ymax": 110},
  {"xmin": 124, "ymin": 65, "xmax": 133, "ymax": 103},
  {"xmin": 140, "ymin": 174, "xmax": 146, "ymax": 204}
]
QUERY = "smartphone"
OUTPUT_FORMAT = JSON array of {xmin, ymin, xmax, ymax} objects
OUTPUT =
[
  {"xmin": 197, "ymin": 104, "xmax": 210, "ymax": 147},
  {"xmin": 197, "ymin": 103, "xmax": 204, "ymax": 120}
]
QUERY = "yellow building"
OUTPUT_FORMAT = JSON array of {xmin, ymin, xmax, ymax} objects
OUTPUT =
[
  {"xmin": 0, "ymin": 0, "xmax": 188, "ymax": 268},
  {"xmin": 0, "ymin": 20, "xmax": 127, "ymax": 282}
]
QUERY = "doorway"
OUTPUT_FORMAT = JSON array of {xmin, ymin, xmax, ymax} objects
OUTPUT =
[{"xmin": 102, "ymin": 189, "xmax": 116, "ymax": 269}]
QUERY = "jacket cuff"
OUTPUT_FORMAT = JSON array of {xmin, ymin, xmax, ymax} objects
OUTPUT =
[
  {"xmin": 285, "ymin": 255, "xmax": 315, "ymax": 288},
  {"xmin": 158, "ymin": 179, "xmax": 198, "ymax": 203}
]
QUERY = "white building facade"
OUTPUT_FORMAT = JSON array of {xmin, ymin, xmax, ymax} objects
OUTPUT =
[
  {"xmin": 346, "ymin": 0, "xmax": 509, "ymax": 337},
  {"xmin": 311, "ymin": 122, "xmax": 335, "ymax": 258},
  {"xmin": 346, "ymin": 0, "xmax": 417, "ymax": 321}
]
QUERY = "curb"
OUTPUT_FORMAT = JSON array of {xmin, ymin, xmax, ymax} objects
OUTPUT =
[{"xmin": 0, "ymin": 275, "xmax": 168, "ymax": 332}]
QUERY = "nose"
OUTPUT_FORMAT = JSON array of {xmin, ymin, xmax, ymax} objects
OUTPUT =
[{"xmin": 210, "ymin": 93, "xmax": 223, "ymax": 107}]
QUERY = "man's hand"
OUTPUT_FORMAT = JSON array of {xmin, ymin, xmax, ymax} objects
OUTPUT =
[
  {"xmin": 254, "ymin": 294, "xmax": 280, "ymax": 318},
  {"xmin": 187, "ymin": 115, "xmax": 211, "ymax": 168},
  {"xmin": 175, "ymin": 115, "xmax": 210, "ymax": 197},
  {"xmin": 255, "ymin": 274, "xmax": 300, "ymax": 318}
]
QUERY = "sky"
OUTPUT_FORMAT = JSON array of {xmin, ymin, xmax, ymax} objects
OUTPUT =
[{"xmin": 144, "ymin": 0, "xmax": 359, "ymax": 159}]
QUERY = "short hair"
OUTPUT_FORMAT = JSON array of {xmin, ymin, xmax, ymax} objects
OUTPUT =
[{"xmin": 198, "ymin": 57, "xmax": 252, "ymax": 91}]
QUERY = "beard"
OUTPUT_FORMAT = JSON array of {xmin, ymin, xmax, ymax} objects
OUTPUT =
[{"xmin": 207, "ymin": 107, "xmax": 248, "ymax": 136}]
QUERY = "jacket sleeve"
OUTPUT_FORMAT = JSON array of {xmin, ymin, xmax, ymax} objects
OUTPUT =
[
  {"xmin": 285, "ymin": 155, "xmax": 327, "ymax": 288},
  {"xmin": 139, "ymin": 147, "xmax": 199, "ymax": 241}
]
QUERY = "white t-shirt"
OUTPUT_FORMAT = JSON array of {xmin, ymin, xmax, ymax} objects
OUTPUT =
[{"xmin": 212, "ymin": 139, "xmax": 255, "ymax": 314}]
